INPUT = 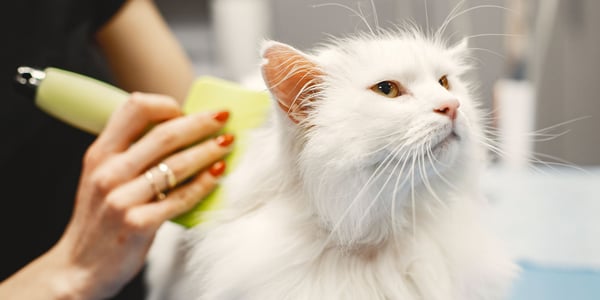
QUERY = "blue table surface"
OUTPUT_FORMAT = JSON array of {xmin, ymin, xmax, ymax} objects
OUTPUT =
[{"xmin": 509, "ymin": 262, "xmax": 600, "ymax": 300}]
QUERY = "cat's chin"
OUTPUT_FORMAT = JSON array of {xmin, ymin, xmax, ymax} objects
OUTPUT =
[
  {"xmin": 431, "ymin": 131, "xmax": 460, "ymax": 156},
  {"xmin": 425, "ymin": 131, "xmax": 463, "ymax": 173},
  {"xmin": 371, "ymin": 132, "xmax": 461, "ymax": 177}
]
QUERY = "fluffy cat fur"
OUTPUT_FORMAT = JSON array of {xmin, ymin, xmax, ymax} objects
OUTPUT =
[{"xmin": 147, "ymin": 29, "xmax": 517, "ymax": 300}]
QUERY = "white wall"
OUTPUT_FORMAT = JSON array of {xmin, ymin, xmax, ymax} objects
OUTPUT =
[{"xmin": 532, "ymin": 0, "xmax": 600, "ymax": 165}]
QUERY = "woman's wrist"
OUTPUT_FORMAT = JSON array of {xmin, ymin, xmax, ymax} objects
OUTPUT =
[
  {"xmin": 45, "ymin": 241, "xmax": 103, "ymax": 300},
  {"xmin": 22, "ymin": 240, "xmax": 100, "ymax": 300},
  {"xmin": 0, "ymin": 246, "xmax": 92, "ymax": 300}
]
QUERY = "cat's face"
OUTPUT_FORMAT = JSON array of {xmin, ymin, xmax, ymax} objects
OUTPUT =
[
  {"xmin": 262, "ymin": 32, "xmax": 482, "ymax": 244},
  {"xmin": 310, "ymin": 35, "xmax": 475, "ymax": 173}
]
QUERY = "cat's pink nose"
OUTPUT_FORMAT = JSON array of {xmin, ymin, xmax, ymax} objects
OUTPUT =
[{"xmin": 433, "ymin": 99, "xmax": 460, "ymax": 120}]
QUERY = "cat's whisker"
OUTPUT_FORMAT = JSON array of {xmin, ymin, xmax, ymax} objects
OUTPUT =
[
  {"xmin": 417, "ymin": 148, "xmax": 443, "ymax": 222},
  {"xmin": 390, "ymin": 154, "xmax": 414, "ymax": 237},
  {"xmin": 423, "ymin": 0, "xmax": 430, "ymax": 35},
  {"xmin": 482, "ymin": 127, "xmax": 572, "ymax": 143},
  {"xmin": 423, "ymin": 139, "xmax": 459, "ymax": 190},
  {"xmin": 368, "ymin": 0, "xmax": 380, "ymax": 32},
  {"xmin": 312, "ymin": 2, "xmax": 375, "ymax": 35},
  {"xmin": 479, "ymin": 106, "xmax": 501, "ymax": 119},
  {"xmin": 394, "ymin": 19, "xmax": 424, "ymax": 39},
  {"xmin": 438, "ymin": 5, "xmax": 514, "ymax": 38},
  {"xmin": 324, "ymin": 140, "xmax": 409, "ymax": 246},
  {"xmin": 436, "ymin": 0, "xmax": 466, "ymax": 39},
  {"xmin": 471, "ymin": 130, "xmax": 509, "ymax": 158},
  {"xmin": 425, "ymin": 146, "xmax": 458, "ymax": 191},
  {"xmin": 529, "ymin": 152, "xmax": 592, "ymax": 174},
  {"xmin": 342, "ymin": 135, "xmax": 423, "ymax": 245},
  {"xmin": 472, "ymin": 131, "xmax": 575, "ymax": 177},
  {"xmin": 354, "ymin": 150, "xmax": 406, "ymax": 245},
  {"xmin": 466, "ymin": 47, "xmax": 506, "ymax": 60},
  {"xmin": 356, "ymin": 142, "xmax": 415, "ymax": 236},
  {"xmin": 362, "ymin": 141, "xmax": 411, "ymax": 194},
  {"xmin": 483, "ymin": 128, "xmax": 570, "ymax": 139},
  {"xmin": 523, "ymin": 157, "xmax": 575, "ymax": 176},
  {"xmin": 361, "ymin": 134, "xmax": 412, "ymax": 157},
  {"xmin": 466, "ymin": 33, "xmax": 524, "ymax": 39},
  {"xmin": 425, "ymin": 144, "xmax": 452, "ymax": 169},
  {"xmin": 356, "ymin": 140, "xmax": 411, "ymax": 201},
  {"xmin": 409, "ymin": 149, "xmax": 418, "ymax": 239},
  {"xmin": 473, "ymin": 132, "xmax": 506, "ymax": 154},
  {"xmin": 476, "ymin": 113, "xmax": 591, "ymax": 173},
  {"xmin": 417, "ymin": 143, "xmax": 448, "ymax": 210},
  {"xmin": 531, "ymin": 115, "xmax": 592, "ymax": 134},
  {"xmin": 356, "ymin": 3, "xmax": 375, "ymax": 35}
]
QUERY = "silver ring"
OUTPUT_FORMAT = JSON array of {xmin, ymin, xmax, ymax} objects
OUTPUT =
[
  {"xmin": 157, "ymin": 163, "xmax": 177, "ymax": 189},
  {"xmin": 144, "ymin": 170, "xmax": 166, "ymax": 200}
]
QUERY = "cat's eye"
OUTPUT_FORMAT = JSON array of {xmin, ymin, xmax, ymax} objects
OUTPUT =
[
  {"xmin": 438, "ymin": 75, "xmax": 450, "ymax": 90},
  {"xmin": 370, "ymin": 81, "xmax": 401, "ymax": 98}
]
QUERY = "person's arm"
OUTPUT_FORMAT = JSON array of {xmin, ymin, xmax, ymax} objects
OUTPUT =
[
  {"xmin": 0, "ymin": 2, "xmax": 209, "ymax": 298},
  {"xmin": 0, "ymin": 249, "xmax": 87, "ymax": 299},
  {"xmin": 96, "ymin": 0, "xmax": 195, "ymax": 103}
]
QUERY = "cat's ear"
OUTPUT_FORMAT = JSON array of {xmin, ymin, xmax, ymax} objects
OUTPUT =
[
  {"xmin": 447, "ymin": 38, "xmax": 471, "ymax": 73},
  {"xmin": 448, "ymin": 37, "xmax": 469, "ymax": 58},
  {"xmin": 261, "ymin": 41, "xmax": 323, "ymax": 123}
]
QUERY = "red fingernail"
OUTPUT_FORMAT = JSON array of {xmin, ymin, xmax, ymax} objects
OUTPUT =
[
  {"xmin": 215, "ymin": 134, "xmax": 235, "ymax": 147},
  {"xmin": 213, "ymin": 111, "xmax": 230, "ymax": 123},
  {"xmin": 209, "ymin": 161, "xmax": 226, "ymax": 177}
]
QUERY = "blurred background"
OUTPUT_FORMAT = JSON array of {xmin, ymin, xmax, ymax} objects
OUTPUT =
[{"xmin": 155, "ymin": 0, "xmax": 600, "ymax": 299}]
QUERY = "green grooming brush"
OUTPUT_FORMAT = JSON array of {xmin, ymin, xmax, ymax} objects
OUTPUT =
[{"xmin": 174, "ymin": 77, "xmax": 271, "ymax": 227}]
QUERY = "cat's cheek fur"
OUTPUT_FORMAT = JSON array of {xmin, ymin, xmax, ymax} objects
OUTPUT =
[{"xmin": 296, "ymin": 90, "xmax": 416, "ymax": 244}]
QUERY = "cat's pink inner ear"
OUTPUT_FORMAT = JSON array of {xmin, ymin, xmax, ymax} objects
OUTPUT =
[{"xmin": 261, "ymin": 43, "xmax": 323, "ymax": 123}]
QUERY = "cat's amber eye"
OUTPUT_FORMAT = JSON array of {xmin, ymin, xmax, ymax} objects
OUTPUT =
[
  {"xmin": 438, "ymin": 75, "xmax": 450, "ymax": 90},
  {"xmin": 370, "ymin": 81, "xmax": 401, "ymax": 98}
]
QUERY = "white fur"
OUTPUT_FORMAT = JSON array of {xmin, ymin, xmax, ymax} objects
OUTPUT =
[{"xmin": 147, "ymin": 31, "xmax": 517, "ymax": 300}]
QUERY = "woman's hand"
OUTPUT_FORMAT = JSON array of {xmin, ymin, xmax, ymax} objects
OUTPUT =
[{"xmin": 0, "ymin": 93, "xmax": 232, "ymax": 299}]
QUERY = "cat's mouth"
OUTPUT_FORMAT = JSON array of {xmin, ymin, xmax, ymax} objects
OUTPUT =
[
  {"xmin": 372, "ymin": 131, "xmax": 460, "ymax": 167},
  {"xmin": 431, "ymin": 131, "xmax": 460, "ymax": 153}
]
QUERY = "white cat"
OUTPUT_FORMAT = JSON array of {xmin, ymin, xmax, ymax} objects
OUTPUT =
[{"xmin": 147, "ymin": 29, "xmax": 517, "ymax": 300}]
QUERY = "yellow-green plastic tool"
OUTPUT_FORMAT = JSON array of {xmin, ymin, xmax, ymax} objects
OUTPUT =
[
  {"xmin": 174, "ymin": 77, "xmax": 271, "ymax": 227},
  {"xmin": 16, "ymin": 67, "xmax": 271, "ymax": 228}
]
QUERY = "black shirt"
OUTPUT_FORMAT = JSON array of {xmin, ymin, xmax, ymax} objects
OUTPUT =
[{"xmin": 1, "ymin": 1, "xmax": 146, "ymax": 298}]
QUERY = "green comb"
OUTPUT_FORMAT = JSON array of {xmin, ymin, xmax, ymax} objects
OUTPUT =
[{"xmin": 174, "ymin": 77, "xmax": 271, "ymax": 227}]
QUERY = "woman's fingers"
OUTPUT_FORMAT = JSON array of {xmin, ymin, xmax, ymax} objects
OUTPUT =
[
  {"xmin": 119, "ymin": 111, "xmax": 229, "ymax": 176},
  {"xmin": 126, "ymin": 165, "xmax": 225, "ymax": 229},
  {"xmin": 109, "ymin": 134, "xmax": 234, "ymax": 207},
  {"xmin": 92, "ymin": 93, "xmax": 182, "ymax": 159},
  {"xmin": 80, "ymin": 92, "xmax": 235, "ymax": 230},
  {"xmin": 162, "ymin": 133, "xmax": 234, "ymax": 186},
  {"xmin": 86, "ymin": 110, "xmax": 229, "ymax": 196}
]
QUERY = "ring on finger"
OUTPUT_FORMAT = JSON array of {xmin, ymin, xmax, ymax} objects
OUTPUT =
[
  {"xmin": 157, "ymin": 162, "xmax": 177, "ymax": 189},
  {"xmin": 144, "ymin": 170, "xmax": 167, "ymax": 200}
]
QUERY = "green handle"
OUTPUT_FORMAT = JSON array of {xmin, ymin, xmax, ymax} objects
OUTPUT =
[{"xmin": 36, "ymin": 68, "xmax": 129, "ymax": 134}]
